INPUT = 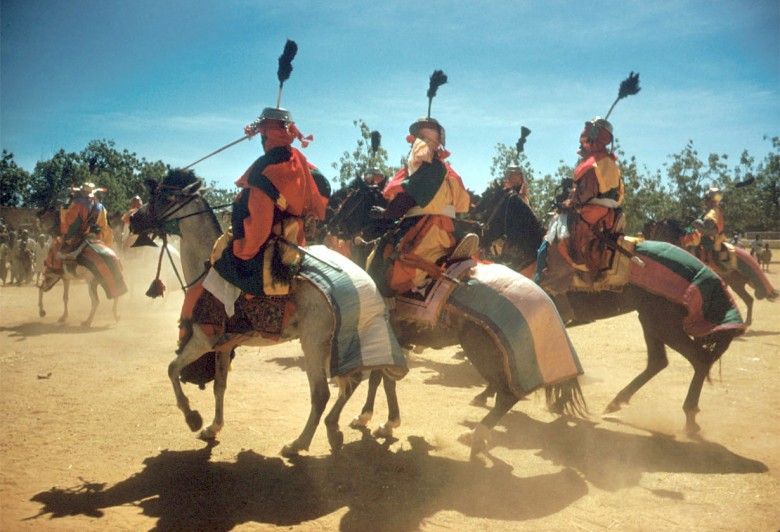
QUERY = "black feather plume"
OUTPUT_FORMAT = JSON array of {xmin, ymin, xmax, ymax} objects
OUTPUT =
[
  {"xmin": 605, "ymin": 71, "xmax": 641, "ymax": 119},
  {"xmin": 277, "ymin": 40, "xmax": 298, "ymax": 88},
  {"xmin": 618, "ymin": 71, "xmax": 641, "ymax": 100},
  {"xmin": 426, "ymin": 70, "xmax": 448, "ymax": 117},
  {"xmin": 516, "ymin": 126, "xmax": 531, "ymax": 153},
  {"xmin": 370, "ymin": 130, "xmax": 381, "ymax": 153}
]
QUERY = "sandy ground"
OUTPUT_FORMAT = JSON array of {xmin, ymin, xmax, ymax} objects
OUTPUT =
[{"xmin": 0, "ymin": 259, "xmax": 778, "ymax": 531}]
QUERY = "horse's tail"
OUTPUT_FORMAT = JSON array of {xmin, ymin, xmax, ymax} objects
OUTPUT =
[{"xmin": 545, "ymin": 377, "xmax": 588, "ymax": 418}]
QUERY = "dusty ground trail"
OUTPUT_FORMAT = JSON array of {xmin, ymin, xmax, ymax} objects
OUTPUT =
[{"xmin": 0, "ymin": 263, "xmax": 778, "ymax": 531}]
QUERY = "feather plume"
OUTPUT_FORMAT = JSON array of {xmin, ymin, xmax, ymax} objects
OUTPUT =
[
  {"xmin": 426, "ymin": 70, "xmax": 448, "ymax": 117},
  {"xmin": 370, "ymin": 130, "xmax": 381, "ymax": 153},
  {"xmin": 277, "ymin": 40, "xmax": 298, "ymax": 87},
  {"xmin": 605, "ymin": 71, "xmax": 641, "ymax": 119},
  {"xmin": 516, "ymin": 126, "xmax": 531, "ymax": 153},
  {"xmin": 618, "ymin": 71, "xmax": 641, "ymax": 100}
]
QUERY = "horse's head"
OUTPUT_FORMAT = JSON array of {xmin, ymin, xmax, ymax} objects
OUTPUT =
[
  {"xmin": 129, "ymin": 168, "xmax": 208, "ymax": 238},
  {"xmin": 643, "ymin": 218, "xmax": 689, "ymax": 246},
  {"xmin": 327, "ymin": 178, "xmax": 388, "ymax": 241},
  {"xmin": 476, "ymin": 181, "xmax": 545, "ymax": 270}
]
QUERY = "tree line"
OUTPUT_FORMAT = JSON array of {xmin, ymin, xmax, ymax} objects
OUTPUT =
[{"xmin": 2, "ymin": 126, "xmax": 779, "ymax": 235}]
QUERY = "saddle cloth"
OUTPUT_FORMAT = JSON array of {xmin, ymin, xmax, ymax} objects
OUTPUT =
[
  {"xmin": 192, "ymin": 245, "xmax": 406, "ymax": 380},
  {"xmin": 393, "ymin": 259, "xmax": 477, "ymax": 325},
  {"xmin": 76, "ymin": 240, "xmax": 128, "ymax": 299},
  {"xmin": 445, "ymin": 263, "xmax": 583, "ymax": 397}
]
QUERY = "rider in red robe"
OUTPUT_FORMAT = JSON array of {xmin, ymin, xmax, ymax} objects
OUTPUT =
[{"xmin": 560, "ymin": 117, "xmax": 624, "ymax": 277}]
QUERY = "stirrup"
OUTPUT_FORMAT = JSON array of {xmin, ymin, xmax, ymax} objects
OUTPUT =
[{"xmin": 450, "ymin": 233, "xmax": 479, "ymax": 260}]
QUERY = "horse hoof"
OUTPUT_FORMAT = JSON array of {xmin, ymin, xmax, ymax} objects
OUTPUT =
[
  {"xmin": 185, "ymin": 411, "xmax": 203, "ymax": 432},
  {"xmin": 39, "ymin": 310, "xmax": 46, "ymax": 318},
  {"xmin": 281, "ymin": 441, "xmax": 306, "ymax": 458},
  {"xmin": 349, "ymin": 412, "xmax": 372, "ymax": 428},
  {"xmin": 470, "ymin": 396, "xmax": 488, "ymax": 407},
  {"xmin": 198, "ymin": 428, "xmax": 217, "ymax": 441},
  {"xmin": 373, "ymin": 420, "xmax": 399, "ymax": 438},
  {"xmin": 80, "ymin": 321, "xmax": 92, "ymax": 327},
  {"xmin": 603, "ymin": 401, "xmax": 622, "ymax": 414}
]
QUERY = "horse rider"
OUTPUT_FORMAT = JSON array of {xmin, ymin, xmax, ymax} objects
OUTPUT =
[
  {"xmin": 121, "ymin": 195, "xmax": 144, "ymax": 250},
  {"xmin": 364, "ymin": 167, "xmax": 387, "ymax": 189},
  {"xmin": 210, "ymin": 107, "xmax": 327, "ymax": 296},
  {"xmin": 692, "ymin": 187, "xmax": 726, "ymax": 267},
  {"xmin": 46, "ymin": 182, "xmax": 114, "ymax": 274},
  {"xmin": 558, "ymin": 117, "xmax": 624, "ymax": 279},
  {"xmin": 373, "ymin": 115, "xmax": 478, "ymax": 295},
  {"xmin": 503, "ymin": 165, "xmax": 532, "ymax": 208}
]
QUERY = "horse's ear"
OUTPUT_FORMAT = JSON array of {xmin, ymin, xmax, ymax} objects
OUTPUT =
[
  {"xmin": 144, "ymin": 178, "xmax": 158, "ymax": 195},
  {"xmin": 182, "ymin": 179, "xmax": 206, "ymax": 196},
  {"xmin": 199, "ymin": 187, "xmax": 212, "ymax": 196}
]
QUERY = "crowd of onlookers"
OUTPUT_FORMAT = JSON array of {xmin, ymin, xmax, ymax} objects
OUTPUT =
[{"xmin": 0, "ymin": 218, "xmax": 52, "ymax": 286}]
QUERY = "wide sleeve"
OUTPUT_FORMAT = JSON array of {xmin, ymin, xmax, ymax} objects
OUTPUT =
[{"xmin": 232, "ymin": 187, "xmax": 275, "ymax": 260}]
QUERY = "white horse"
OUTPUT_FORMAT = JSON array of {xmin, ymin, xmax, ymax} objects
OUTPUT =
[
  {"xmin": 131, "ymin": 170, "xmax": 396, "ymax": 457},
  {"xmin": 38, "ymin": 264, "xmax": 120, "ymax": 327},
  {"xmin": 132, "ymin": 169, "xmax": 587, "ymax": 458}
]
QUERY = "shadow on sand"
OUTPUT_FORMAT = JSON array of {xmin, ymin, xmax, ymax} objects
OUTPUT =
[{"xmin": 28, "ymin": 412, "xmax": 767, "ymax": 531}]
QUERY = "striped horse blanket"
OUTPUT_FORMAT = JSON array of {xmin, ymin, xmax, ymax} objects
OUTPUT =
[
  {"xmin": 76, "ymin": 241, "xmax": 127, "ymax": 299},
  {"xmin": 300, "ymin": 245, "xmax": 407, "ymax": 379},
  {"xmin": 630, "ymin": 241, "xmax": 746, "ymax": 337},
  {"xmin": 445, "ymin": 263, "xmax": 583, "ymax": 398}
]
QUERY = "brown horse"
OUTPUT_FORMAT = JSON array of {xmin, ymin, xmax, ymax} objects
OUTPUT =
[
  {"xmin": 340, "ymin": 182, "xmax": 744, "ymax": 435},
  {"xmin": 643, "ymin": 218, "xmax": 778, "ymax": 325}
]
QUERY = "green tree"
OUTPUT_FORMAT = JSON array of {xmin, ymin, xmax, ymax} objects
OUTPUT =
[
  {"xmin": 0, "ymin": 151, "xmax": 32, "ymax": 207},
  {"xmin": 27, "ymin": 149, "xmax": 88, "ymax": 211}
]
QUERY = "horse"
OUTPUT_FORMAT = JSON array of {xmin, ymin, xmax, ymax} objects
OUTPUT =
[
  {"xmin": 643, "ymin": 219, "xmax": 778, "ymax": 325},
  {"xmin": 131, "ymin": 169, "xmax": 586, "ymax": 458},
  {"xmin": 36, "ymin": 208, "xmax": 124, "ymax": 327},
  {"xmin": 324, "ymin": 178, "xmax": 587, "ymax": 451},
  {"xmin": 420, "ymin": 188, "xmax": 744, "ymax": 435}
]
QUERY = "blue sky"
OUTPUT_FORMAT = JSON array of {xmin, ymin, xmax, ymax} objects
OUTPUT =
[{"xmin": 1, "ymin": 0, "xmax": 778, "ymax": 194}]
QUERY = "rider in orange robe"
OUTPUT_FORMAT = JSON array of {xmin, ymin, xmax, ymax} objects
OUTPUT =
[{"xmin": 212, "ymin": 108, "xmax": 327, "ymax": 296}]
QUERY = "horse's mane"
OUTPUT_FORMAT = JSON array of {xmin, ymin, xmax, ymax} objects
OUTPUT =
[{"xmin": 162, "ymin": 168, "xmax": 200, "ymax": 189}]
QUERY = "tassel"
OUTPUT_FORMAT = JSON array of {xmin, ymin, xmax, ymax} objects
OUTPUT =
[
  {"xmin": 146, "ymin": 237, "xmax": 167, "ymax": 298},
  {"xmin": 370, "ymin": 130, "xmax": 381, "ymax": 153},
  {"xmin": 146, "ymin": 278, "xmax": 166, "ymax": 298}
]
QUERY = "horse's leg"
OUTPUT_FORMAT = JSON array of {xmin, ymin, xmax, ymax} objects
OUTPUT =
[
  {"xmin": 38, "ymin": 286, "xmax": 46, "ymax": 318},
  {"xmin": 111, "ymin": 297, "xmax": 120, "ymax": 322},
  {"xmin": 59, "ymin": 278, "xmax": 70, "ymax": 323},
  {"xmin": 726, "ymin": 276, "xmax": 753, "ymax": 326},
  {"xmin": 373, "ymin": 373, "xmax": 401, "ymax": 437},
  {"xmin": 81, "ymin": 279, "xmax": 99, "ymax": 327},
  {"xmin": 281, "ymin": 335, "xmax": 331, "ymax": 457},
  {"xmin": 199, "ymin": 349, "xmax": 232, "ymax": 440},
  {"xmin": 168, "ymin": 328, "xmax": 215, "ymax": 434},
  {"xmin": 323, "ymin": 373, "xmax": 362, "ymax": 452},
  {"xmin": 349, "ymin": 369, "xmax": 382, "ymax": 428},
  {"xmin": 470, "ymin": 389, "xmax": 519, "ymax": 459},
  {"xmin": 470, "ymin": 384, "xmax": 496, "ymax": 406},
  {"xmin": 605, "ymin": 321, "xmax": 669, "ymax": 413}
]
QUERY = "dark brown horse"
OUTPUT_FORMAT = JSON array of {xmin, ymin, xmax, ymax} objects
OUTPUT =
[
  {"xmin": 341, "ymin": 182, "xmax": 744, "ymax": 435},
  {"xmin": 643, "ymin": 218, "xmax": 778, "ymax": 325}
]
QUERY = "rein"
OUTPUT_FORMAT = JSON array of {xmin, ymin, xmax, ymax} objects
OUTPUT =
[{"xmin": 143, "ymin": 189, "xmax": 231, "ymax": 294}]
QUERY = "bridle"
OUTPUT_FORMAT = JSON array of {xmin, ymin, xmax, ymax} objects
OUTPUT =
[{"xmin": 138, "ymin": 183, "xmax": 230, "ymax": 293}]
